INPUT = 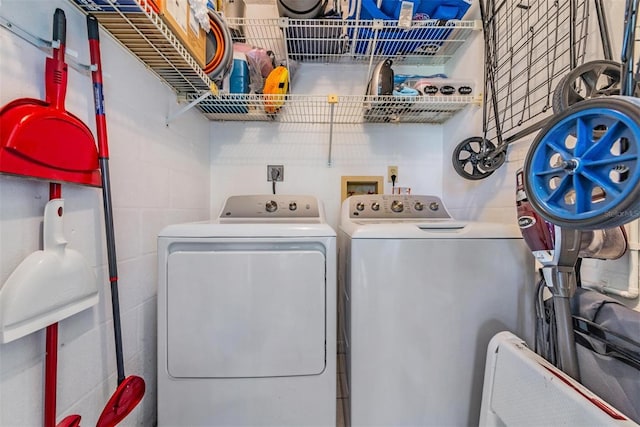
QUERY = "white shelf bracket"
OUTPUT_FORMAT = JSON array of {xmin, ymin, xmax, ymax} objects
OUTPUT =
[
  {"xmin": 327, "ymin": 94, "xmax": 338, "ymax": 166},
  {"xmin": 0, "ymin": 15, "xmax": 94, "ymax": 75},
  {"xmin": 166, "ymin": 88, "xmax": 216, "ymax": 126}
]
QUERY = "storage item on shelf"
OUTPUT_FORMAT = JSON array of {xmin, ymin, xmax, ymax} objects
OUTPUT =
[
  {"xmin": 348, "ymin": 0, "xmax": 471, "ymax": 55},
  {"xmin": 219, "ymin": 0, "xmax": 245, "ymax": 33},
  {"xmin": 377, "ymin": 0, "xmax": 471, "ymax": 20},
  {"xmin": 228, "ymin": 52, "xmax": 250, "ymax": 94},
  {"xmin": 204, "ymin": 8, "xmax": 233, "ymax": 79},
  {"xmin": 206, "ymin": 52, "xmax": 251, "ymax": 114},
  {"xmin": 263, "ymin": 65, "xmax": 289, "ymax": 113},
  {"xmin": 233, "ymin": 43, "xmax": 275, "ymax": 92},
  {"xmin": 363, "ymin": 59, "xmax": 473, "ymax": 122},
  {"xmin": 366, "ymin": 58, "xmax": 394, "ymax": 96},
  {"xmin": 364, "ymin": 58, "xmax": 414, "ymax": 121},
  {"xmin": 351, "ymin": 18, "xmax": 464, "ymax": 56},
  {"xmin": 159, "ymin": 0, "xmax": 208, "ymax": 67},
  {"xmin": 392, "ymin": 86, "xmax": 419, "ymax": 96},
  {"xmin": 395, "ymin": 74, "xmax": 475, "ymax": 96},
  {"xmin": 352, "ymin": 0, "xmax": 471, "ymax": 21},
  {"xmin": 190, "ymin": 0, "xmax": 211, "ymax": 31},
  {"xmin": 219, "ymin": 0, "xmax": 245, "ymax": 19},
  {"xmin": 277, "ymin": 0, "xmax": 327, "ymax": 18}
]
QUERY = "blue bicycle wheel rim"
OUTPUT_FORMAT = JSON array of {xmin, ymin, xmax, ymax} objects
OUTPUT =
[{"xmin": 525, "ymin": 99, "xmax": 640, "ymax": 226}]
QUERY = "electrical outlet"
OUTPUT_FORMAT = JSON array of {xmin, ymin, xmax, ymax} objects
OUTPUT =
[
  {"xmin": 388, "ymin": 166, "xmax": 398, "ymax": 183},
  {"xmin": 267, "ymin": 165, "xmax": 284, "ymax": 182}
]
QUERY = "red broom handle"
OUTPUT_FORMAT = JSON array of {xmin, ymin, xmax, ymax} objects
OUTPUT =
[{"xmin": 44, "ymin": 182, "xmax": 61, "ymax": 427}]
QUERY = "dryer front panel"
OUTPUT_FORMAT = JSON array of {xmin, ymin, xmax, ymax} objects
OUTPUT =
[{"xmin": 166, "ymin": 244, "xmax": 326, "ymax": 378}]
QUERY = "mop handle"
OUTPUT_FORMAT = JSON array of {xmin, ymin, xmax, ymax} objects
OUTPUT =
[{"xmin": 87, "ymin": 14, "xmax": 125, "ymax": 385}]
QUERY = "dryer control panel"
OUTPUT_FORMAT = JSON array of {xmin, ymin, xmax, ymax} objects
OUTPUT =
[
  {"xmin": 348, "ymin": 195, "xmax": 452, "ymax": 219},
  {"xmin": 219, "ymin": 195, "xmax": 321, "ymax": 220}
]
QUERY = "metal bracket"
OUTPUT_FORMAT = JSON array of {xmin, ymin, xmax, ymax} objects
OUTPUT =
[
  {"xmin": 166, "ymin": 90, "xmax": 214, "ymax": 126},
  {"xmin": 327, "ymin": 94, "xmax": 339, "ymax": 166},
  {"xmin": 0, "ymin": 15, "xmax": 95, "ymax": 75}
]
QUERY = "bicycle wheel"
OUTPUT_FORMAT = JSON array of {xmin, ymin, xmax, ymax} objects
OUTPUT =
[
  {"xmin": 452, "ymin": 137, "xmax": 505, "ymax": 180},
  {"xmin": 552, "ymin": 60, "xmax": 622, "ymax": 114},
  {"xmin": 524, "ymin": 97, "xmax": 640, "ymax": 229}
]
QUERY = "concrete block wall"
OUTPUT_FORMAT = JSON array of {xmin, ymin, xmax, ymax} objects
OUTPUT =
[
  {"xmin": 210, "ymin": 119, "xmax": 445, "ymax": 229},
  {"xmin": 443, "ymin": 0, "xmax": 639, "ymax": 310},
  {"xmin": 0, "ymin": 1, "xmax": 210, "ymax": 425}
]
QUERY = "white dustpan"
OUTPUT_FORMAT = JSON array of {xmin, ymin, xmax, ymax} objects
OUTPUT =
[{"xmin": 0, "ymin": 199, "xmax": 98, "ymax": 343}]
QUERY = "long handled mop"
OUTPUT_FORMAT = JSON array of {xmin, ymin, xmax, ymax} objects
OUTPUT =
[{"xmin": 86, "ymin": 14, "xmax": 146, "ymax": 427}]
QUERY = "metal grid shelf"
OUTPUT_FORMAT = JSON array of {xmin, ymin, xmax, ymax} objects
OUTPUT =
[
  {"xmin": 70, "ymin": 1, "xmax": 212, "ymax": 95},
  {"xmin": 192, "ymin": 93, "xmax": 477, "ymax": 124},
  {"xmin": 68, "ymin": 1, "xmax": 479, "ymax": 123},
  {"xmin": 229, "ymin": 17, "xmax": 480, "ymax": 65}
]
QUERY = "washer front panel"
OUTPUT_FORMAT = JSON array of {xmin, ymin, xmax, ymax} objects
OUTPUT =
[
  {"xmin": 166, "ymin": 244, "xmax": 326, "ymax": 378},
  {"xmin": 347, "ymin": 195, "xmax": 452, "ymax": 219}
]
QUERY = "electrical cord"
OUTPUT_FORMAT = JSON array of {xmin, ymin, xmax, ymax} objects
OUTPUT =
[
  {"xmin": 271, "ymin": 167, "xmax": 280, "ymax": 195},
  {"xmin": 391, "ymin": 174, "xmax": 397, "ymax": 193}
]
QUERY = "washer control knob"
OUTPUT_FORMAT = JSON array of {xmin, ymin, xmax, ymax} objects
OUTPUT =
[
  {"xmin": 289, "ymin": 202, "xmax": 297, "ymax": 211},
  {"xmin": 371, "ymin": 202, "xmax": 380, "ymax": 211},
  {"xmin": 391, "ymin": 200, "xmax": 404, "ymax": 213},
  {"xmin": 429, "ymin": 202, "xmax": 440, "ymax": 211},
  {"xmin": 356, "ymin": 202, "xmax": 365, "ymax": 211},
  {"xmin": 265, "ymin": 200, "xmax": 278, "ymax": 213},
  {"xmin": 414, "ymin": 202, "xmax": 425, "ymax": 211}
]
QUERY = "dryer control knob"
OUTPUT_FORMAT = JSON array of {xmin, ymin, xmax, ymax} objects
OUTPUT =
[
  {"xmin": 266, "ymin": 200, "xmax": 278, "ymax": 212},
  {"xmin": 391, "ymin": 200, "xmax": 404, "ymax": 213},
  {"xmin": 414, "ymin": 202, "xmax": 424, "ymax": 211},
  {"xmin": 289, "ymin": 202, "xmax": 297, "ymax": 211},
  {"xmin": 429, "ymin": 202, "xmax": 440, "ymax": 211},
  {"xmin": 356, "ymin": 202, "xmax": 365, "ymax": 211},
  {"xmin": 371, "ymin": 202, "xmax": 380, "ymax": 211}
]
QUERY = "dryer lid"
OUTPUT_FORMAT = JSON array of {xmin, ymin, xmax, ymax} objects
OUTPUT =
[{"xmin": 159, "ymin": 222, "xmax": 336, "ymax": 238}]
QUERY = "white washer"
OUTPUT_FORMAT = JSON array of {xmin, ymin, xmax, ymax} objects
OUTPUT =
[
  {"xmin": 158, "ymin": 195, "xmax": 336, "ymax": 426},
  {"xmin": 338, "ymin": 195, "xmax": 535, "ymax": 427}
]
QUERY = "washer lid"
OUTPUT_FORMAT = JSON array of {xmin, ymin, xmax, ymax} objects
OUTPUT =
[
  {"xmin": 339, "ymin": 194, "xmax": 522, "ymax": 239},
  {"xmin": 342, "ymin": 220, "xmax": 523, "ymax": 239}
]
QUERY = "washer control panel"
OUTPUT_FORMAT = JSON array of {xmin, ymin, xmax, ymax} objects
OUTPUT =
[
  {"xmin": 220, "ymin": 195, "xmax": 320, "ymax": 219},
  {"xmin": 348, "ymin": 195, "xmax": 451, "ymax": 219}
]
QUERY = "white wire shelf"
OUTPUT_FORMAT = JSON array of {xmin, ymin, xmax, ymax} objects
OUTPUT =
[
  {"xmin": 229, "ymin": 17, "xmax": 480, "ymax": 66},
  {"xmin": 191, "ymin": 93, "xmax": 477, "ymax": 124},
  {"xmin": 69, "ymin": 1, "xmax": 213, "ymax": 95},
  {"xmin": 67, "ymin": 1, "xmax": 479, "ymax": 123}
]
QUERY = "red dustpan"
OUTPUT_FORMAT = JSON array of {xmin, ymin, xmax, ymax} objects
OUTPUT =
[{"xmin": 0, "ymin": 8, "xmax": 100, "ymax": 187}]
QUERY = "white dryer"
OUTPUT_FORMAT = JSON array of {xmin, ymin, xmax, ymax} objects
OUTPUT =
[
  {"xmin": 158, "ymin": 195, "xmax": 336, "ymax": 426},
  {"xmin": 338, "ymin": 195, "xmax": 535, "ymax": 427}
]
